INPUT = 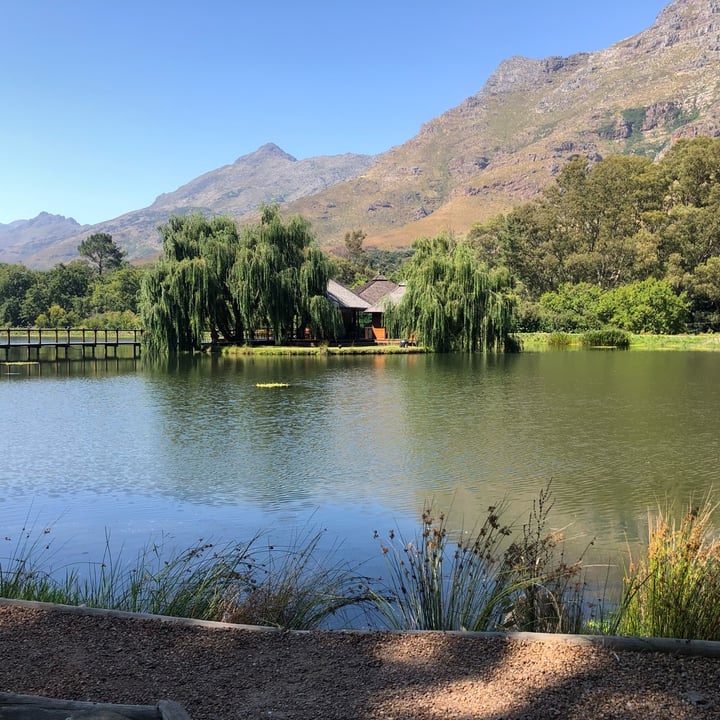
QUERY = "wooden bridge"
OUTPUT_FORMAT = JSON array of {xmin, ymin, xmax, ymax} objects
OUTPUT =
[{"xmin": 1, "ymin": 328, "xmax": 142, "ymax": 362}]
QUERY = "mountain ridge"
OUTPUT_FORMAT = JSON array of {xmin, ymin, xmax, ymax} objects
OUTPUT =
[{"xmin": 3, "ymin": 0, "xmax": 720, "ymax": 268}]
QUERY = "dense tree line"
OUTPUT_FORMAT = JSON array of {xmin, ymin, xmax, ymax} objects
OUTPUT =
[
  {"xmin": 5, "ymin": 136, "xmax": 720, "ymax": 346},
  {"xmin": 469, "ymin": 137, "xmax": 720, "ymax": 331},
  {"xmin": 0, "ymin": 232, "xmax": 143, "ymax": 328}
]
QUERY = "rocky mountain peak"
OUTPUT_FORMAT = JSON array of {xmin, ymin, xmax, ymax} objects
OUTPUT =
[
  {"xmin": 235, "ymin": 143, "xmax": 297, "ymax": 165},
  {"xmin": 637, "ymin": 0, "xmax": 720, "ymax": 52}
]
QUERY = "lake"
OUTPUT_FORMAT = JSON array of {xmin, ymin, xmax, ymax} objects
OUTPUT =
[{"xmin": 1, "ymin": 350, "xmax": 719, "ymax": 606}]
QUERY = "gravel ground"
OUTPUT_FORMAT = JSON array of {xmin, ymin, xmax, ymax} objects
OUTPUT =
[{"xmin": 2, "ymin": 603, "xmax": 720, "ymax": 720}]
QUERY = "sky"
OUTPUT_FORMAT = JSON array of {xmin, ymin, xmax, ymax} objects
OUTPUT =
[{"xmin": 0, "ymin": 0, "xmax": 670, "ymax": 226}]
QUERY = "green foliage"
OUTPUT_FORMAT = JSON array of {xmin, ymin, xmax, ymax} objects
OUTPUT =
[
  {"xmin": 35, "ymin": 304, "xmax": 74, "ymax": 327},
  {"xmin": 82, "ymin": 310, "xmax": 142, "ymax": 330},
  {"xmin": 230, "ymin": 206, "xmax": 340, "ymax": 344},
  {"xmin": 538, "ymin": 282, "xmax": 603, "ymax": 331},
  {"xmin": 220, "ymin": 529, "xmax": 369, "ymax": 630},
  {"xmin": 1, "ymin": 525, "xmax": 369, "ymax": 630},
  {"xmin": 468, "ymin": 138, "xmax": 720, "ymax": 330},
  {"xmin": 140, "ymin": 208, "xmax": 342, "ymax": 355},
  {"xmin": 372, "ymin": 486, "xmax": 588, "ymax": 633},
  {"xmin": 78, "ymin": 232, "xmax": 126, "ymax": 275},
  {"xmin": 621, "ymin": 107, "xmax": 647, "ymax": 146},
  {"xmin": 598, "ymin": 278, "xmax": 689, "ymax": 333},
  {"xmin": 385, "ymin": 233, "xmax": 516, "ymax": 352},
  {"xmin": 580, "ymin": 328, "xmax": 631, "ymax": 349},
  {"xmin": 0, "ymin": 264, "xmax": 38, "ymax": 325},
  {"xmin": 365, "ymin": 248, "xmax": 414, "ymax": 280},
  {"xmin": 372, "ymin": 502, "xmax": 517, "ymax": 631},
  {"xmin": 0, "ymin": 260, "xmax": 139, "ymax": 328},
  {"xmin": 546, "ymin": 332, "xmax": 574, "ymax": 348},
  {"xmin": 89, "ymin": 266, "xmax": 144, "ymax": 314}
]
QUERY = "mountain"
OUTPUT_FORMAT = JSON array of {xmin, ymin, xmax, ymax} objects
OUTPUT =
[
  {"xmin": 286, "ymin": 0, "xmax": 720, "ymax": 250},
  {"xmin": 0, "ymin": 213, "xmax": 89, "ymax": 263},
  {"xmin": 4, "ymin": 144, "xmax": 373, "ymax": 268},
  {"xmin": 4, "ymin": 0, "xmax": 720, "ymax": 268}
]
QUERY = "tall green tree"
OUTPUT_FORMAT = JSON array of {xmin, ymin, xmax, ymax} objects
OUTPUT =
[
  {"xmin": 89, "ymin": 266, "xmax": 144, "ymax": 314},
  {"xmin": 385, "ymin": 233, "xmax": 516, "ymax": 352},
  {"xmin": 330, "ymin": 228, "xmax": 372, "ymax": 286},
  {"xmin": 598, "ymin": 278, "xmax": 689, "ymax": 333},
  {"xmin": 78, "ymin": 232, "xmax": 126, "ymax": 275},
  {"xmin": 140, "ymin": 214, "xmax": 243, "ymax": 354},
  {"xmin": 140, "ymin": 208, "xmax": 342, "ymax": 355},
  {"xmin": 229, "ymin": 205, "xmax": 341, "ymax": 342},
  {"xmin": 0, "ymin": 263, "xmax": 38, "ymax": 325}
]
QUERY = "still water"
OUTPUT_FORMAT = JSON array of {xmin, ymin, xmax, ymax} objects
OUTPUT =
[{"xmin": 1, "ymin": 351, "xmax": 719, "ymax": 585}]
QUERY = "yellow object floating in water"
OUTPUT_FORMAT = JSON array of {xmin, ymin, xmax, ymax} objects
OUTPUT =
[{"xmin": 255, "ymin": 382, "xmax": 290, "ymax": 388}]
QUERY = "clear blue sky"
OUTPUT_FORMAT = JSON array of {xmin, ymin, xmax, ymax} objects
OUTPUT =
[{"xmin": 0, "ymin": 0, "xmax": 669, "ymax": 225}]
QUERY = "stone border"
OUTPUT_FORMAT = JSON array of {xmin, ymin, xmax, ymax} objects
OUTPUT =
[{"xmin": 4, "ymin": 597, "xmax": 720, "ymax": 658}]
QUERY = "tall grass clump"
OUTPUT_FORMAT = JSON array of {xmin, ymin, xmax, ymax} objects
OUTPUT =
[
  {"xmin": 581, "ymin": 328, "xmax": 631, "ymax": 349},
  {"xmin": 77, "ymin": 534, "xmax": 261, "ymax": 619},
  {"xmin": 1, "ymin": 525, "xmax": 369, "ymax": 630},
  {"xmin": 547, "ymin": 332, "xmax": 574, "ymax": 349},
  {"xmin": 612, "ymin": 497, "xmax": 720, "ymax": 640},
  {"xmin": 371, "ymin": 486, "xmax": 590, "ymax": 632},
  {"xmin": 219, "ymin": 529, "xmax": 371, "ymax": 629},
  {"xmin": 0, "ymin": 521, "xmax": 76, "ymax": 604},
  {"xmin": 372, "ymin": 502, "xmax": 516, "ymax": 631}
]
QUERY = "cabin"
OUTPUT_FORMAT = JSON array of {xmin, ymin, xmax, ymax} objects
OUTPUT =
[
  {"xmin": 365, "ymin": 283, "xmax": 407, "ymax": 342},
  {"xmin": 326, "ymin": 279, "xmax": 371, "ymax": 340},
  {"xmin": 325, "ymin": 276, "xmax": 406, "ymax": 343},
  {"xmin": 353, "ymin": 275, "xmax": 399, "ymax": 341}
]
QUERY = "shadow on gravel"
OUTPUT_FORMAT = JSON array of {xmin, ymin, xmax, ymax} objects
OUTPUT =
[{"xmin": 1, "ymin": 604, "xmax": 718, "ymax": 720}]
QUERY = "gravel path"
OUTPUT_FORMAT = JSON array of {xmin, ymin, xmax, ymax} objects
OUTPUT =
[{"xmin": 2, "ymin": 602, "xmax": 720, "ymax": 719}]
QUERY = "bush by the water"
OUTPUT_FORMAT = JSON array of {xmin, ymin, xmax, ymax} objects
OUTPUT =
[
  {"xmin": 581, "ymin": 328, "xmax": 631, "ymax": 348},
  {"xmin": 612, "ymin": 497, "xmax": 720, "ymax": 641},
  {"xmin": 371, "ymin": 485, "xmax": 589, "ymax": 633},
  {"xmin": 547, "ymin": 332, "xmax": 574, "ymax": 348}
]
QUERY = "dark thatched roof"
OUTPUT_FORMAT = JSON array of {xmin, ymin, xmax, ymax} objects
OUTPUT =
[{"xmin": 354, "ymin": 274, "xmax": 399, "ymax": 305}]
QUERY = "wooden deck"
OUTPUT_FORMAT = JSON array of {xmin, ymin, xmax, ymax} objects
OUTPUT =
[{"xmin": 1, "ymin": 328, "xmax": 142, "ymax": 362}]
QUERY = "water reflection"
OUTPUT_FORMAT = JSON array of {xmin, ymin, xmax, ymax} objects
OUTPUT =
[{"xmin": 1, "ymin": 351, "xmax": 719, "ymax": 582}]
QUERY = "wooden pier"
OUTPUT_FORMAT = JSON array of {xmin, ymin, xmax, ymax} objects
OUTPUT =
[{"xmin": 1, "ymin": 328, "xmax": 142, "ymax": 362}]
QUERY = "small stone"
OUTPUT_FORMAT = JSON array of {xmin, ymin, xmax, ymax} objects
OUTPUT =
[{"xmin": 683, "ymin": 690, "xmax": 709, "ymax": 706}]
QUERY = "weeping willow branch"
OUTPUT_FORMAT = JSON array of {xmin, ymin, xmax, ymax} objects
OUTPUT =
[
  {"xmin": 385, "ymin": 233, "xmax": 517, "ymax": 352},
  {"xmin": 140, "ymin": 208, "xmax": 342, "ymax": 355}
]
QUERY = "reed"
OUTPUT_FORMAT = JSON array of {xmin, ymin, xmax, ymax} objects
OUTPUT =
[
  {"xmin": 546, "ymin": 332, "xmax": 574, "ymax": 349},
  {"xmin": 501, "ymin": 485, "xmax": 592, "ymax": 633},
  {"xmin": 612, "ymin": 496, "xmax": 720, "ymax": 640},
  {"xmin": 1, "ymin": 527, "xmax": 367, "ymax": 629},
  {"xmin": 371, "ymin": 502, "xmax": 516, "ymax": 631},
  {"xmin": 220, "ymin": 529, "xmax": 370, "ymax": 629},
  {"xmin": 371, "ymin": 486, "xmax": 593, "ymax": 632}
]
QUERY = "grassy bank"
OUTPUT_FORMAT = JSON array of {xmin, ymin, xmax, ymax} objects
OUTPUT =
[
  {"xmin": 219, "ymin": 334, "xmax": 720, "ymax": 355},
  {"xmin": 519, "ymin": 332, "xmax": 720, "ymax": 351},
  {"xmin": 220, "ymin": 343, "xmax": 428, "ymax": 357}
]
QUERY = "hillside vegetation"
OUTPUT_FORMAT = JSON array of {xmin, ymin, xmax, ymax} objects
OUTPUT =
[{"xmin": 471, "ymin": 137, "xmax": 720, "ymax": 332}]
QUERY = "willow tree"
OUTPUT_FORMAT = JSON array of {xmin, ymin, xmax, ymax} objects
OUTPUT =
[
  {"xmin": 385, "ymin": 233, "xmax": 516, "ymax": 352},
  {"xmin": 229, "ymin": 205, "xmax": 342, "ymax": 342},
  {"xmin": 140, "ymin": 214, "xmax": 243, "ymax": 355}
]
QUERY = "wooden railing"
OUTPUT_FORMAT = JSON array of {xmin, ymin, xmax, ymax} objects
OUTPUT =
[{"xmin": 0, "ymin": 328, "xmax": 143, "ymax": 362}]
